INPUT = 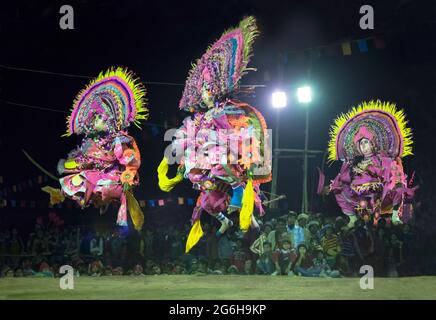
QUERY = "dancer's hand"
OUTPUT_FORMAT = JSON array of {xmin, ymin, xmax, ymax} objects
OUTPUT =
[{"xmin": 123, "ymin": 182, "xmax": 131, "ymax": 192}]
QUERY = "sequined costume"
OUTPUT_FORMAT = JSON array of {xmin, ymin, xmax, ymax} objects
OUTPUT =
[
  {"xmin": 44, "ymin": 67, "xmax": 148, "ymax": 230},
  {"xmin": 157, "ymin": 17, "xmax": 272, "ymax": 252},
  {"xmin": 327, "ymin": 101, "xmax": 417, "ymax": 226}
]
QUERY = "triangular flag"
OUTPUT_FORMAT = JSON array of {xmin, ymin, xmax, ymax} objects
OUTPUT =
[
  {"xmin": 139, "ymin": 200, "xmax": 146, "ymax": 208},
  {"xmin": 341, "ymin": 42, "xmax": 352, "ymax": 55},
  {"xmin": 357, "ymin": 39, "xmax": 368, "ymax": 52},
  {"xmin": 0, "ymin": 176, "xmax": 3, "ymax": 184},
  {"xmin": 374, "ymin": 36, "xmax": 386, "ymax": 49},
  {"xmin": 187, "ymin": 198, "xmax": 194, "ymax": 206},
  {"xmin": 149, "ymin": 200, "xmax": 156, "ymax": 207},
  {"xmin": 11, "ymin": 200, "xmax": 17, "ymax": 207},
  {"xmin": 158, "ymin": 199, "xmax": 165, "ymax": 206},
  {"xmin": 326, "ymin": 45, "xmax": 339, "ymax": 56},
  {"xmin": 178, "ymin": 197, "xmax": 185, "ymax": 205},
  {"xmin": 37, "ymin": 175, "xmax": 43, "ymax": 184}
]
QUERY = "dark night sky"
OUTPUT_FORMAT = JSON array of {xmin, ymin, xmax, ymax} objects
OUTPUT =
[{"xmin": 1, "ymin": 0, "xmax": 436, "ymax": 227}]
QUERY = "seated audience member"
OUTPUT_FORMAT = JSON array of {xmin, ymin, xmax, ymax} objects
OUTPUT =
[
  {"xmin": 272, "ymin": 238, "xmax": 297, "ymax": 276},
  {"xmin": 313, "ymin": 249, "xmax": 340, "ymax": 278},
  {"xmin": 112, "ymin": 266, "xmax": 124, "ymax": 276},
  {"xmin": 255, "ymin": 241, "xmax": 274, "ymax": 275},
  {"xmin": 229, "ymin": 239, "xmax": 248, "ymax": 274},
  {"xmin": 321, "ymin": 224, "xmax": 341, "ymax": 267},
  {"xmin": 88, "ymin": 259, "xmax": 104, "ymax": 276},
  {"xmin": 268, "ymin": 219, "xmax": 292, "ymax": 251},
  {"xmin": 104, "ymin": 266, "xmax": 113, "ymax": 276},
  {"xmin": 132, "ymin": 264, "xmax": 145, "ymax": 276},
  {"xmin": 307, "ymin": 220, "xmax": 321, "ymax": 248}
]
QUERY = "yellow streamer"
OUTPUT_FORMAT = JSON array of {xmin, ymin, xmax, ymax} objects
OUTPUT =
[
  {"xmin": 239, "ymin": 179, "xmax": 254, "ymax": 232},
  {"xmin": 185, "ymin": 220, "xmax": 204, "ymax": 253},
  {"xmin": 41, "ymin": 186, "xmax": 65, "ymax": 205},
  {"xmin": 157, "ymin": 157, "xmax": 183, "ymax": 192},
  {"xmin": 126, "ymin": 190, "xmax": 144, "ymax": 231}
]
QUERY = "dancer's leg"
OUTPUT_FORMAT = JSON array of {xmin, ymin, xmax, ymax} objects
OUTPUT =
[{"xmin": 215, "ymin": 212, "xmax": 233, "ymax": 236}]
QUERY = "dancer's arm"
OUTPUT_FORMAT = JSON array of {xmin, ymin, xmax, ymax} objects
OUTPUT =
[
  {"xmin": 114, "ymin": 135, "xmax": 141, "ymax": 190},
  {"xmin": 330, "ymin": 161, "xmax": 351, "ymax": 193}
]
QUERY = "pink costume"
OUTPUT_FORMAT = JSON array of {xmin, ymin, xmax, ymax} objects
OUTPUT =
[
  {"xmin": 327, "ymin": 101, "xmax": 417, "ymax": 223},
  {"xmin": 157, "ymin": 17, "xmax": 272, "ymax": 252},
  {"xmin": 54, "ymin": 67, "xmax": 148, "ymax": 230}
]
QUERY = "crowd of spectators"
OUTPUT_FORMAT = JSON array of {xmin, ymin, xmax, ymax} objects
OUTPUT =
[{"xmin": 0, "ymin": 209, "xmax": 428, "ymax": 278}]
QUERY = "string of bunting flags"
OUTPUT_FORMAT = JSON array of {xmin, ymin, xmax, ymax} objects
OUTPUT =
[
  {"xmin": 0, "ymin": 174, "xmax": 48, "ymax": 198},
  {"xmin": 276, "ymin": 34, "xmax": 386, "ymax": 65},
  {"xmin": 0, "ymin": 196, "xmax": 195, "ymax": 209}
]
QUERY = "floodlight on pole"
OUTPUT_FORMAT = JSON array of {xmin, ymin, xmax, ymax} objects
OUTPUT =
[
  {"xmin": 272, "ymin": 91, "xmax": 287, "ymax": 109},
  {"xmin": 296, "ymin": 85, "xmax": 312, "ymax": 213},
  {"xmin": 297, "ymin": 86, "xmax": 312, "ymax": 104}
]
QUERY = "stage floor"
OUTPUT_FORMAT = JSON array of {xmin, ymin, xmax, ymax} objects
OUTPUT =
[{"xmin": 1, "ymin": 275, "xmax": 436, "ymax": 300}]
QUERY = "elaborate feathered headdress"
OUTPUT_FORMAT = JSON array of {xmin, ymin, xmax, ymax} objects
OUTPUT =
[
  {"xmin": 328, "ymin": 100, "xmax": 413, "ymax": 162},
  {"xmin": 179, "ymin": 16, "xmax": 259, "ymax": 112},
  {"xmin": 65, "ymin": 67, "xmax": 148, "ymax": 136}
]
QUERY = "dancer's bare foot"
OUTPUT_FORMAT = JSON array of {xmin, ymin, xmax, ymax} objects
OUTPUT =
[
  {"xmin": 220, "ymin": 218, "xmax": 233, "ymax": 233},
  {"xmin": 216, "ymin": 218, "xmax": 233, "ymax": 237}
]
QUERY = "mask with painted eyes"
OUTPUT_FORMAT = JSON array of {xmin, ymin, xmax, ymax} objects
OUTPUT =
[
  {"xmin": 358, "ymin": 138, "xmax": 373, "ymax": 157},
  {"xmin": 201, "ymin": 82, "xmax": 214, "ymax": 108},
  {"xmin": 93, "ymin": 114, "xmax": 107, "ymax": 132}
]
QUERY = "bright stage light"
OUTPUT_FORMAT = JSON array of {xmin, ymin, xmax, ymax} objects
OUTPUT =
[
  {"xmin": 297, "ymin": 86, "xmax": 312, "ymax": 104},
  {"xmin": 272, "ymin": 91, "xmax": 287, "ymax": 109}
]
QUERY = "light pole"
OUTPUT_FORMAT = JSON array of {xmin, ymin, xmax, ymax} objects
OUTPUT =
[
  {"xmin": 297, "ymin": 86, "xmax": 312, "ymax": 213},
  {"xmin": 270, "ymin": 91, "xmax": 287, "ymax": 208}
]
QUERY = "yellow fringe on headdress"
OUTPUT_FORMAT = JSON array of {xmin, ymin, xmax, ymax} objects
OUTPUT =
[
  {"xmin": 126, "ymin": 190, "xmax": 144, "ymax": 231},
  {"xmin": 157, "ymin": 157, "xmax": 184, "ymax": 192},
  {"xmin": 328, "ymin": 100, "xmax": 413, "ymax": 162},
  {"xmin": 64, "ymin": 66, "xmax": 149, "ymax": 136},
  {"xmin": 41, "ymin": 186, "xmax": 65, "ymax": 205},
  {"xmin": 185, "ymin": 220, "xmax": 204, "ymax": 253},
  {"xmin": 239, "ymin": 178, "xmax": 254, "ymax": 232}
]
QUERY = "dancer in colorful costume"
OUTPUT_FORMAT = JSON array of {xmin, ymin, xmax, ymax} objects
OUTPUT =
[
  {"xmin": 43, "ymin": 67, "xmax": 148, "ymax": 231},
  {"xmin": 157, "ymin": 16, "xmax": 272, "ymax": 252},
  {"xmin": 326, "ymin": 100, "xmax": 417, "ymax": 228}
]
